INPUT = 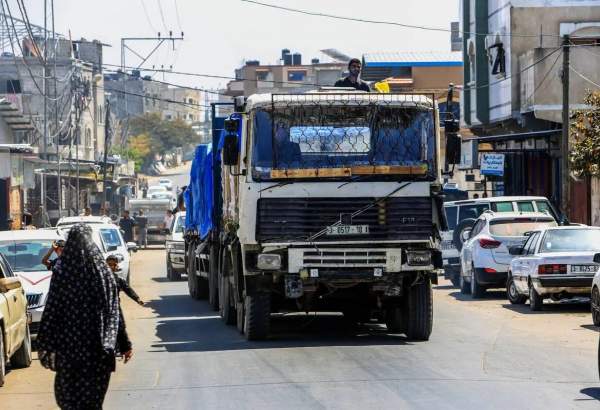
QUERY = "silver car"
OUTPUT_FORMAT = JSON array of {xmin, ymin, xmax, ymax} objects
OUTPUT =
[{"xmin": 165, "ymin": 211, "xmax": 186, "ymax": 281}]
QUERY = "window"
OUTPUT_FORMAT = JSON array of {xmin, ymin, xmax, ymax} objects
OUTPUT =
[
  {"xmin": 489, "ymin": 219, "xmax": 556, "ymax": 237},
  {"xmin": 6, "ymin": 79, "xmax": 21, "ymax": 94},
  {"xmin": 85, "ymin": 128, "xmax": 92, "ymax": 147},
  {"xmin": 444, "ymin": 206, "xmax": 458, "ymax": 230},
  {"xmin": 489, "ymin": 43, "xmax": 506, "ymax": 76},
  {"xmin": 524, "ymin": 232, "xmax": 540, "ymax": 255},
  {"xmin": 0, "ymin": 255, "xmax": 12, "ymax": 278},
  {"xmin": 517, "ymin": 202, "xmax": 535, "ymax": 212},
  {"xmin": 470, "ymin": 220, "xmax": 485, "ymax": 238},
  {"xmin": 100, "ymin": 229, "xmax": 123, "ymax": 248},
  {"xmin": 0, "ymin": 240, "xmax": 53, "ymax": 272},
  {"xmin": 458, "ymin": 204, "xmax": 489, "ymax": 222},
  {"xmin": 540, "ymin": 229, "xmax": 600, "ymax": 253},
  {"xmin": 288, "ymin": 70, "xmax": 306, "ymax": 82},
  {"xmin": 256, "ymin": 70, "xmax": 270, "ymax": 81},
  {"xmin": 492, "ymin": 201, "xmax": 514, "ymax": 212}
]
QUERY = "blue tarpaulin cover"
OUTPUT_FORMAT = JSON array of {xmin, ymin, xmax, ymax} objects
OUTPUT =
[{"xmin": 184, "ymin": 143, "xmax": 214, "ymax": 239}]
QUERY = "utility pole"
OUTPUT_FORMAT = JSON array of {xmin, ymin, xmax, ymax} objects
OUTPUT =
[
  {"xmin": 41, "ymin": 0, "xmax": 48, "ymax": 225},
  {"xmin": 561, "ymin": 35, "xmax": 570, "ymax": 218},
  {"xmin": 102, "ymin": 100, "xmax": 111, "ymax": 210},
  {"xmin": 52, "ymin": 0, "xmax": 61, "ymax": 217},
  {"xmin": 120, "ymin": 32, "xmax": 184, "ymax": 71}
]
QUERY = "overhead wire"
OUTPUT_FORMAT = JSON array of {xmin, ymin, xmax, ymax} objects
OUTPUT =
[
  {"xmin": 523, "ymin": 49, "xmax": 562, "ymax": 106},
  {"xmin": 570, "ymin": 65, "xmax": 600, "ymax": 89},
  {"xmin": 140, "ymin": 0, "xmax": 158, "ymax": 34},
  {"xmin": 157, "ymin": 0, "xmax": 169, "ymax": 33},
  {"xmin": 173, "ymin": 0, "xmax": 183, "ymax": 33}
]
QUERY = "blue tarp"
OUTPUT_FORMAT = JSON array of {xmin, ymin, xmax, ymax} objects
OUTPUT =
[{"xmin": 184, "ymin": 143, "xmax": 214, "ymax": 240}]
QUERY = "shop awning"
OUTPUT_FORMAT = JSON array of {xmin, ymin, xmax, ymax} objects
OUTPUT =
[{"xmin": 464, "ymin": 129, "xmax": 562, "ymax": 143}]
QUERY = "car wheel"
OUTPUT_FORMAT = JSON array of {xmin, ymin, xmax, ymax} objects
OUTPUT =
[
  {"xmin": 470, "ymin": 266, "xmax": 485, "ymax": 299},
  {"xmin": 453, "ymin": 218, "xmax": 476, "ymax": 252},
  {"xmin": 450, "ymin": 274, "xmax": 460, "ymax": 288},
  {"xmin": 10, "ymin": 325, "xmax": 32, "ymax": 368},
  {"xmin": 0, "ymin": 330, "xmax": 5, "ymax": 387},
  {"xmin": 529, "ymin": 282, "xmax": 544, "ymax": 311},
  {"xmin": 507, "ymin": 275, "xmax": 527, "ymax": 305},
  {"xmin": 592, "ymin": 287, "xmax": 600, "ymax": 326},
  {"xmin": 460, "ymin": 272, "xmax": 471, "ymax": 295}
]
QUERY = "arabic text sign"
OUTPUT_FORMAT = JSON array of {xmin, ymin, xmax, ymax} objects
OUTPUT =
[{"xmin": 481, "ymin": 153, "xmax": 505, "ymax": 176}]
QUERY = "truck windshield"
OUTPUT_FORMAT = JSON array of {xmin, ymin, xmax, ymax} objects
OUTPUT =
[{"xmin": 251, "ymin": 103, "xmax": 436, "ymax": 181}]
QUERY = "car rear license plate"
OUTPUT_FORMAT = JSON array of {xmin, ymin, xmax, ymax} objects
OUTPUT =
[
  {"xmin": 570, "ymin": 265, "xmax": 598, "ymax": 274},
  {"xmin": 326, "ymin": 225, "xmax": 370, "ymax": 236}
]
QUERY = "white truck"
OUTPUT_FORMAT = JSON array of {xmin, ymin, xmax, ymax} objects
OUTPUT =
[{"xmin": 185, "ymin": 92, "xmax": 447, "ymax": 341}]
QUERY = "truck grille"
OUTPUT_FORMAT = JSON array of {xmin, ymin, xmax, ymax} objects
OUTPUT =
[
  {"xmin": 257, "ymin": 197, "xmax": 432, "ymax": 242},
  {"xmin": 26, "ymin": 293, "xmax": 43, "ymax": 309},
  {"xmin": 303, "ymin": 249, "xmax": 387, "ymax": 268}
]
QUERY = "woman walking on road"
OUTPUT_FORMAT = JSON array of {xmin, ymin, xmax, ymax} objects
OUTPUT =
[{"xmin": 36, "ymin": 224, "xmax": 133, "ymax": 409}]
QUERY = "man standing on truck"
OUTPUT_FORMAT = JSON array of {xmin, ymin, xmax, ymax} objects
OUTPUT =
[
  {"xmin": 334, "ymin": 58, "xmax": 370, "ymax": 92},
  {"xmin": 119, "ymin": 210, "xmax": 136, "ymax": 243}
]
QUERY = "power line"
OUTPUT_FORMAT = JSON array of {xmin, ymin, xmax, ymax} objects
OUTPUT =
[
  {"xmin": 173, "ymin": 0, "xmax": 183, "ymax": 32},
  {"xmin": 570, "ymin": 65, "xmax": 600, "ymax": 89},
  {"xmin": 157, "ymin": 0, "xmax": 169, "ymax": 32},
  {"xmin": 140, "ymin": 0, "xmax": 158, "ymax": 33},
  {"xmin": 523, "ymin": 50, "xmax": 562, "ymax": 106},
  {"xmin": 240, "ymin": 0, "xmax": 563, "ymax": 39}
]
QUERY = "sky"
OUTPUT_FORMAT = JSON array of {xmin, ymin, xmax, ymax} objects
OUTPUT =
[{"xmin": 16, "ymin": 0, "xmax": 459, "ymax": 90}]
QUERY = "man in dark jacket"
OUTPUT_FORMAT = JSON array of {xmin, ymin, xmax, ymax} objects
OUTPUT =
[
  {"xmin": 334, "ymin": 58, "xmax": 370, "ymax": 92},
  {"xmin": 119, "ymin": 210, "xmax": 136, "ymax": 243}
]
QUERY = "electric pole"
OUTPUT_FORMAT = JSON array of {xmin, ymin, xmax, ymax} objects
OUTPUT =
[
  {"xmin": 41, "ymin": 0, "xmax": 48, "ymax": 225},
  {"xmin": 102, "ymin": 100, "xmax": 111, "ymax": 210},
  {"xmin": 561, "ymin": 35, "xmax": 570, "ymax": 218}
]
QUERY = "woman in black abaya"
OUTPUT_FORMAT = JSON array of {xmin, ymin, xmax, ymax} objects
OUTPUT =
[{"xmin": 36, "ymin": 224, "xmax": 132, "ymax": 409}]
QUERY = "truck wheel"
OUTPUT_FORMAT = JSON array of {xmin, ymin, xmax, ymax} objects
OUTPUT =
[
  {"xmin": 188, "ymin": 245, "xmax": 208, "ymax": 300},
  {"xmin": 385, "ymin": 306, "xmax": 404, "ymax": 333},
  {"xmin": 244, "ymin": 292, "xmax": 270, "ymax": 340},
  {"xmin": 236, "ymin": 301, "xmax": 245, "ymax": 334},
  {"xmin": 507, "ymin": 275, "xmax": 526, "ymax": 305},
  {"xmin": 220, "ymin": 253, "xmax": 237, "ymax": 326},
  {"xmin": 405, "ymin": 278, "xmax": 433, "ymax": 341},
  {"xmin": 208, "ymin": 246, "xmax": 220, "ymax": 311},
  {"xmin": 168, "ymin": 257, "xmax": 181, "ymax": 281},
  {"xmin": 0, "ymin": 330, "xmax": 5, "ymax": 387},
  {"xmin": 529, "ymin": 283, "xmax": 544, "ymax": 311},
  {"xmin": 10, "ymin": 325, "xmax": 32, "ymax": 368},
  {"xmin": 470, "ymin": 267, "xmax": 485, "ymax": 299}
]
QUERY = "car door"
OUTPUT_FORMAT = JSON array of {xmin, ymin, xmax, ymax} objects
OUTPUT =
[
  {"xmin": 0, "ymin": 256, "xmax": 26, "ymax": 356},
  {"xmin": 515, "ymin": 232, "xmax": 540, "ymax": 292},
  {"xmin": 462, "ymin": 220, "xmax": 484, "ymax": 277}
]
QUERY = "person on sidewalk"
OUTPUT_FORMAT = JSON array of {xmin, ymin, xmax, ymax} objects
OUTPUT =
[
  {"xmin": 119, "ymin": 210, "xmax": 136, "ymax": 243},
  {"xmin": 36, "ymin": 224, "xmax": 132, "ymax": 409},
  {"xmin": 334, "ymin": 58, "xmax": 370, "ymax": 92},
  {"xmin": 135, "ymin": 210, "xmax": 148, "ymax": 249}
]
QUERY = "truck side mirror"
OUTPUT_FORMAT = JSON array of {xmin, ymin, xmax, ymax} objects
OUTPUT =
[
  {"xmin": 444, "ymin": 119, "xmax": 461, "ymax": 166},
  {"xmin": 223, "ymin": 134, "xmax": 239, "ymax": 166}
]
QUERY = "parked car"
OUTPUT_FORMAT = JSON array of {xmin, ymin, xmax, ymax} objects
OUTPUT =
[
  {"xmin": 165, "ymin": 211, "xmax": 186, "ymax": 281},
  {"xmin": 129, "ymin": 198, "xmax": 173, "ymax": 244},
  {"xmin": 0, "ymin": 230, "xmax": 63, "ymax": 336},
  {"xmin": 147, "ymin": 185, "xmax": 168, "ymax": 197},
  {"xmin": 158, "ymin": 178, "xmax": 174, "ymax": 191},
  {"xmin": 56, "ymin": 215, "xmax": 114, "ymax": 228},
  {"xmin": 57, "ymin": 223, "xmax": 137, "ymax": 283},
  {"xmin": 442, "ymin": 196, "xmax": 560, "ymax": 287},
  {"xmin": 0, "ymin": 253, "xmax": 32, "ymax": 387},
  {"xmin": 508, "ymin": 227, "xmax": 600, "ymax": 311},
  {"xmin": 593, "ymin": 257, "xmax": 600, "ymax": 326},
  {"xmin": 459, "ymin": 211, "xmax": 557, "ymax": 298},
  {"xmin": 150, "ymin": 191, "xmax": 177, "ymax": 209}
]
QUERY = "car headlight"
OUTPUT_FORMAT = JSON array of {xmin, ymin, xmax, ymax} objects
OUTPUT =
[
  {"xmin": 257, "ymin": 254, "xmax": 282, "ymax": 270},
  {"xmin": 406, "ymin": 251, "xmax": 432, "ymax": 266}
]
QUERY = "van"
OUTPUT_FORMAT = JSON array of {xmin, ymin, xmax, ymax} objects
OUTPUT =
[{"xmin": 441, "ymin": 196, "xmax": 560, "ymax": 286}]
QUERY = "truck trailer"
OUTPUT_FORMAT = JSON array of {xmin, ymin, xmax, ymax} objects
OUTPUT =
[{"xmin": 184, "ymin": 92, "xmax": 446, "ymax": 341}]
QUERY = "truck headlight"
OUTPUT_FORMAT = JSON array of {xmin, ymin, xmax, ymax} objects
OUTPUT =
[
  {"xmin": 257, "ymin": 254, "xmax": 281, "ymax": 270},
  {"xmin": 406, "ymin": 251, "xmax": 431, "ymax": 266}
]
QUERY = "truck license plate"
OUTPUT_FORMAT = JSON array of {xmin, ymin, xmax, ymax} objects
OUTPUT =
[
  {"xmin": 570, "ymin": 265, "xmax": 598, "ymax": 274},
  {"xmin": 326, "ymin": 225, "xmax": 370, "ymax": 236}
]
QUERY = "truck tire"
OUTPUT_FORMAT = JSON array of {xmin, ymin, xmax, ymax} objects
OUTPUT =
[
  {"xmin": 220, "ymin": 252, "xmax": 237, "ymax": 326},
  {"xmin": 208, "ymin": 246, "xmax": 220, "ymax": 311},
  {"xmin": 405, "ymin": 278, "xmax": 433, "ymax": 341},
  {"xmin": 188, "ymin": 245, "xmax": 208, "ymax": 300},
  {"xmin": 166, "ymin": 257, "xmax": 181, "ymax": 281},
  {"xmin": 236, "ymin": 302, "xmax": 245, "ymax": 334},
  {"xmin": 0, "ymin": 329, "xmax": 5, "ymax": 387},
  {"xmin": 10, "ymin": 325, "xmax": 32, "ymax": 368},
  {"xmin": 244, "ymin": 292, "xmax": 270, "ymax": 341}
]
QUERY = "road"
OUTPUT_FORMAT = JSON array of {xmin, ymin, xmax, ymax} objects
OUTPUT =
[{"xmin": 1, "ymin": 169, "xmax": 600, "ymax": 409}]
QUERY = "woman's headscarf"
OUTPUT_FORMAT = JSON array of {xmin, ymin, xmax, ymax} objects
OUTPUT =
[{"xmin": 37, "ymin": 224, "xmax": 120, "ymax": 368}]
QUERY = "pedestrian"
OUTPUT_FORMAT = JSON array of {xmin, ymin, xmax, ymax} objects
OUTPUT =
[
  {"xmin": 41, "ymin": 239, "xmax": 65, "ymax": 270},
  {"xmin": 135, "ymin": 210, "xmax": 148, "ymax": 249},
  {"xmin": 334, "ymin": 58, "xmax": 371, "ymax": 92},
  {"xmin": 36, "ymin": 224, "xmax": 132, "ymax": 409},
  {"xmin": 106, "ymin": 255, "xmax": 145, "ymax": 306},
  {"xmin": 163, "ymin": 209, "xmax": 174, "ymax": 231},
  {"xmin": 119, "ymin": 210, "xmax": 136, "ymax": 243},
  {"xmin": 81, "ymin": 207, "xmax": 92, "ymax": 217}
]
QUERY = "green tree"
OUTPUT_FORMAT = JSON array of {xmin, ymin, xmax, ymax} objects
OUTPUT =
[
  {"xmin": 571, "ymin": 91, "xmax": 600, "ymax": 177},
  {"xmin": 129, "ymin": 113, "xmax": 196, "ymax": 155}
]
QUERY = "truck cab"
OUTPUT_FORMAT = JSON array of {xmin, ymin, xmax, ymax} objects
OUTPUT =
[{"xmin": 185, "ymin": 92, "xmax": 445, "ymax": 341}]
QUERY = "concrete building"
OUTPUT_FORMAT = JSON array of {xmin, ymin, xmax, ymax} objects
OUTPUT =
[
  {"xmin": 460, "ymin": 0, "xmax": 600, "ymax": 223},
  {"xmin": 226, "ymin": 50, "xmax": 347, "ymax": 97}
]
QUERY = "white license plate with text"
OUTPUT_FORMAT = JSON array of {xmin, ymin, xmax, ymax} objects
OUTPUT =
[
  {"xmin": 570, "ymin": 265, "xmax": 598, "ymax": 274},
  {"xmin": 326, "ymin": 225, "xmax": 370, "ymax": 236}
]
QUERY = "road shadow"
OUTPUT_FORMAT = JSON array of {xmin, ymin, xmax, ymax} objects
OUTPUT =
[
  {"xmin": 434, "ymin": 285, "xmax": 456, "ymax": 290},
  {"xmin": 579, "ymin": 388, "xmax": 600, "ymax": 401},
  {"xmin": 448, "ymin": 290, "xmax": 507, "ymax": 302},
  {"xmin": 581, "ymin": 324, "xmax": 600, "ymax": 332},
  {"xmin": 502, "ymin": 301, "xmax": 591, "ymax": 315},
  {"xmin": 145, "ymin": 294, "xmax": 412, "ymax": 353}
]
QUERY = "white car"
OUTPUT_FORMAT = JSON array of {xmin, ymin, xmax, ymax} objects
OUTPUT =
[
  {"xmin": 165, "ymin": 212, "xmax": 186, "ymax": 281},
  {"xmin": 442, "ymin": 196, "xmax": 560, "ymax": 287},
  {"xmin": 150, "ymin": 191, "xmax": 177, "ymax": 209},
  {"xmin": 592, "ymin": 253, "xmax": 600, "ymax": 326},
  {"xmin": 147, "ymin": 185, "xmax": 168, "ymax": 197},
  {"xmin": 508, "ymin": 226, "xmax": 600, "ymax": 311},
  {"xmin": 158, "ymin": 178, "xmax": 174, "ymax": 191},
  {"xmin": 56, "ymin": 215, "xmax": 114, "ymax": 228},
  {"xmin": 57, "ymin": 223, "xmax": 137, "ymax": 283},
  {"xmin": 459, "ymin": 211, "xmax": 557, "ymax": 298},
  {"xmin": 0, "ymin": 229, "xmax": 63, "ymax": 335}
]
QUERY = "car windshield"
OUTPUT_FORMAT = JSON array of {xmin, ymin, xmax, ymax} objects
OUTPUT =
[
  {"xmin": 173, "ymin": 215, "xmax": 185, "ymax": 233},
  {"xmin": 489, "ymin": 219, "xmax": 557, "ymax": 237},
  {"xmin": 100, "ymin": 229, "xmax": 122, "ymax": 247},
  {"xmin": 540, "ymin": 229, "xmax": 600, "ymax": 253},
  {"xmin": 0, "ymin": 240, "xmax": 54, "ymax": 272},
  {"xmin": 251, "ymin": 100, "xmax": 436, "ymax": 181}
]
